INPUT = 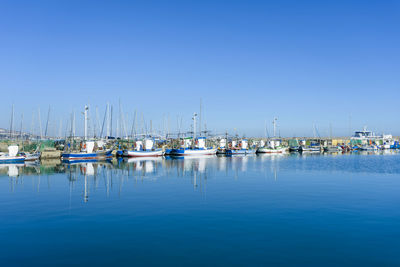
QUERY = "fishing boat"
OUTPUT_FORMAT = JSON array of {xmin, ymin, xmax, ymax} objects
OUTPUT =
[
  {"xmin": 390, "ymin": 141, "xmax": 400, "ymax": 149},
  {"xmin": 288, "ymin": 139, "xmax": 301, "ymax": 152},
  {"xmin": 351, "ymin": 127, "xmax": 394, "ymax": 150},
  {"xmin": 123, "ymin": 139, "xmax": 163, "ymax": 157},
  {"xmin": 169, "ymin": 147, "xmax": 216, "ymax": 156},
  {"xmin": 323, "ymin": 146, "xmax": 343, "ymax": 152},
  {"xmin": 226, "ymin": 139, "xmax": 255, "ymax": 155},
  {"xmin": 358, "ymin": 145, "xmax": 378, "ymax": 151},
  {"xmin": 256, "ymin": 140, "xmax": 286, "ymax": 154},
  {"xmin": 0, "ymin": 145, "xmax": 25, "ymax": 164},
  {"xmin": 169, "ymin": 113, "xmax": 216, "ymax": 156},
  {"xmin": 299, "ymin": 146, "xmax": 321, "ymax": 152},
  {"xmin": 216, "ymin": 137, "xmax": 227, "ymax": 154},
  {"xmin": 257, "ymin": 147, "xmax": 286, "ymax": 153},
  {"xmin": 20, "ymin": 151, "xmax": 41, "ymax": 161},
  {"xmin": 62, "ymin": 105, "xmax": 113, "ymax": 162},
  {"xmin": 169, "ymin": 137, "xmax": 217, "ymax": 156},
  {"xmin": 289, "ymin": 146, "xmax": 300, "ymax": 152},
  {"xmin": 62, "ymin": 141, "xmax": 113, "ymax": 161}
]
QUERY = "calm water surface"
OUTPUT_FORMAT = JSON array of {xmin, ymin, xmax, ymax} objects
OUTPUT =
[{"xmin": 1, "ymin": 152, "xmax": 399, "ymax": 266}]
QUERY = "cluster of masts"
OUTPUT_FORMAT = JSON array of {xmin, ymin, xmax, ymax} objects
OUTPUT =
[{"xmin": 4, "ymin": 102, "xmax": 212, "ymax": 141}]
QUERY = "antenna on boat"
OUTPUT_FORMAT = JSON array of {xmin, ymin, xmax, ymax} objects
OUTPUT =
[{"xmin": 273, "ymin": 117, "xmax": 277, "ymax": 138}]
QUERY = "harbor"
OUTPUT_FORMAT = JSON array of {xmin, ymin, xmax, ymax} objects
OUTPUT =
[{"xmin": 1, "ymin": 104, "xmax": 399, "ymax": 164}]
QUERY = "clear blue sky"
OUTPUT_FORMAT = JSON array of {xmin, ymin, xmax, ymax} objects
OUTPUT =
[{"xmin": 0, "ymin": 0, "xmax": 399, "ymax": 137}]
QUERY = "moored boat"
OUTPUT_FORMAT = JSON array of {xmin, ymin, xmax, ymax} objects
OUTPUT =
[
  {"xmin": 62, "ymin": 142, "xmax": 113, "ymax": 162},
  {"xmin": 123, "ymin": 139, "xmax": 163, "ymax": 157},
  {"xmin": 256, "ymin": 147, "xmax": 286, "ymax": 153},
  {"xmin": 358, "ymin": 145, "xmax": 378, "ymax": 151},
  {"xmin": 169, "ymin": 147, "xmax": 217, "ymax": 156},
  {"xmin": 256, "ymin": 139, "xmax": 286, "ymax": 154},
  {"xmin": 21, "ymin": 151, "xmax": 41, "ymax": 161},
  {"xmin": 299, "ymin": 146, "xmax": 321, "ymax": 152},
  {"xmin": 323, "ymin": 146, "xmax": 343, "ymax": 152},
  {"xmin": 0, "ymin": 145, "xmax": 25, "ymax": 164},
  {"xmin": 225, "ymin": 139, "xmax": 255, "ymax": 155}
]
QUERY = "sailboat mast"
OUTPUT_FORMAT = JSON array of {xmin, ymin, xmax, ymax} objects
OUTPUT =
[
  {"xmin": 193, "ymin": 114, "xmax": 196, "ymax": 140},
  {"xmin": 73, "ymin": 110, "xmax": 76, "ymax": 138},
  {"xmin": 30, "ymin": 112, "xmax": 34, "ymax": 140},
  {"xmin": 10, "ymin": 104, "xmax": 14, "ymax": 140},
  {"xmin": 199, "ymin": 99, "xmax": 202, "ymax": 137},
  {"xmin": 84, "ymin": 105, "xmax": 88, "ymax": 141},
  {"xmin": 38, "ymin": 107, "xmax": 43, "ymax": 140},
  {"xmin": 20, "ymin": 113, "xmax": 23, "ymax": 140},
  {"xmin": 106, "ymin": 103, "xmax": 110, "ymax": 138},
  {"xmin": 58, "ymin": 119, "xmax": 62, "ymax": 139},
  {"xmin": 44, "ymin": 106, "xmax": 50, "ymax": 138},
  {"xmin": 110, "ymin": 105, "xmax": 113, "ymax": 137}
]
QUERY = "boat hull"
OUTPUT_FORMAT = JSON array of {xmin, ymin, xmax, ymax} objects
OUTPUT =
[
  {"xmin": 169, "ymin": 148, "xmax": 217, "ymax": 156},
  {"xmin": 123, "ymin": 149, "xmax": 164, "ymax": 157},
  {"xmin": 61, "ymin": 149, "xmax": 113, "ymax": 161},
  {"xmin": 324, "ymin": 147, "xmax": 343, "ymax": 152},
  {"xmin": 256, "ymin": 147, "xmax": 286, "ymax": 154},
  {"xmin": 24, "ymin": 152, "xmax": 41, "ymax": 161},
  {"xmin": 299, "ymin": 146, "xmax": 321, "ymax": 152},
  {"xmin": 0, "ymin": 156, "xmax": 25, "ymax": 164},
  {"xmin": 226, "ymin": 149, "xmax": 255, "ymax": 155}
]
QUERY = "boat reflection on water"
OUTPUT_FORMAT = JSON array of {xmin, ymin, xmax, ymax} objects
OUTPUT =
[
  {"xmin": 2, "ymin": 151, "xmax": 400, "ymax": 202},
  {"xmin": 0, "ymin": 163, "xmax": 25, "ymax": 177},
  {"xmin": 124, "ymin": 157, "xmax": 163, "ymax": 175},
  {"xmin": 0, "ymin": 162, "xmax": 41, "ymax": 177}
]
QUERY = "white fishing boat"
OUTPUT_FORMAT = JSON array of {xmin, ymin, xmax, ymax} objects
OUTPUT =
[
  {"xmin": 323, "ymin": 146, "xmax": 343, "ymax": 152},
  {"xmin": 299, "ymin": 146, "xmax": 321, "ymax": 152},
  {"xmin": 0, "ymin": 145, "xmax": 25, "ymax": 164},
  {"xmin": 123, "ymin": 139, "xmax": 163, "ymax": 157},
  {"xmin": 169, "ymin": 148, "xmax": 216, "ymax": 156},
  {"xmin": 216, "ymin": 138, "xmax": 227, "ymax": 154},
  {"xmin": 226, "ymin": 139, "xmax": 255, "ymax": 155},
  {"xmin": 169, "ymin": 137, "xmax": 217, "ymax": 156},
  {"xmin": 257, "ymin": 147, "xmax": 286, "ymax": 153},
  {"xmin": 169, "ymin": 113, "xmax": 216, "ymax": 156},
  {"xmin": 256, "ymin": 140, "xmax": 286, "ymax": 154}
]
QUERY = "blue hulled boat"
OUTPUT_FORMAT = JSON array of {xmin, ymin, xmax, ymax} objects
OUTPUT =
[{"xmin": 0, "ymin": 145, "xmax": 25, "ymax": 164}]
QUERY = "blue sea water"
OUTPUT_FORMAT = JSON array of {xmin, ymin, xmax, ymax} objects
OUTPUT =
[{"xmin": 0, "ymin": 152, "xmax": 399, "ymax": 266}]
